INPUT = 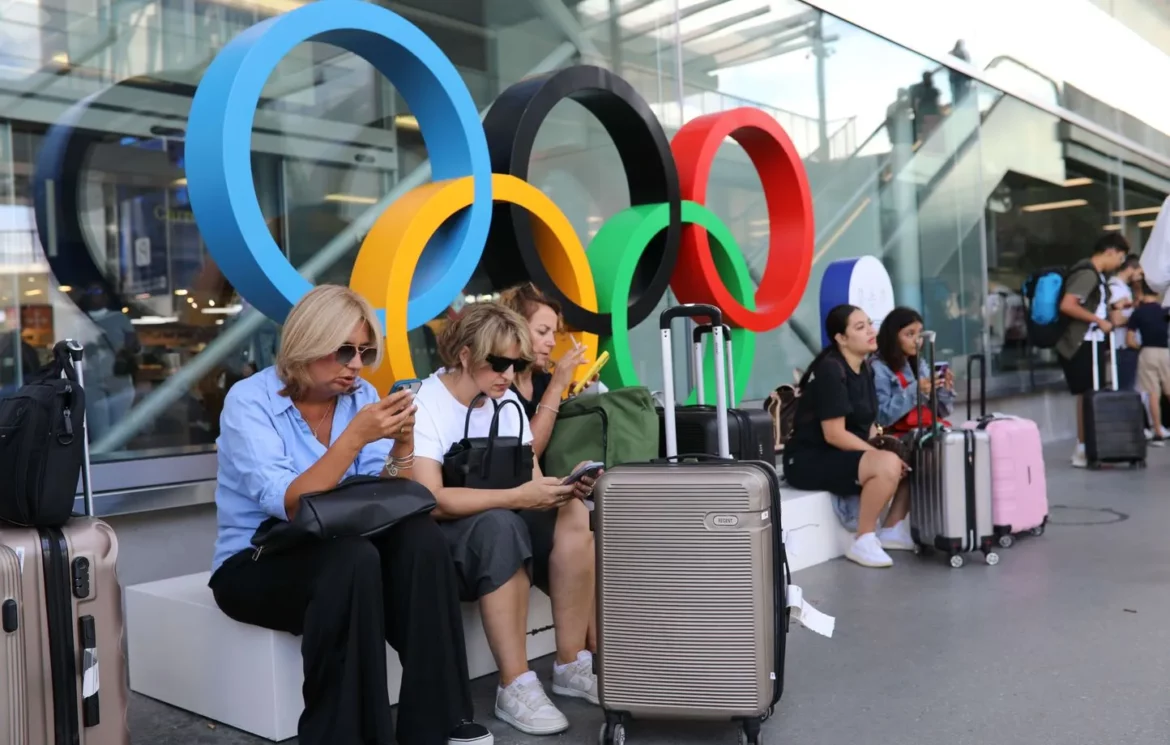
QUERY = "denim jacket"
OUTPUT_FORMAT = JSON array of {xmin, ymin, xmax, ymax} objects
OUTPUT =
[{"xmin": 870, "ymin": 357, "xmax": 955, "ymax": 428}]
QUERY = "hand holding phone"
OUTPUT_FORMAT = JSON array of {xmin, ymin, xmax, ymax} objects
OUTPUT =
[
  {"xmin": 569, "ymin": 351, "xmax": 610, "ymax": 397},
  {"xmin": 562, "ymin": 460, "xmax": 605, "ymax": 486}
]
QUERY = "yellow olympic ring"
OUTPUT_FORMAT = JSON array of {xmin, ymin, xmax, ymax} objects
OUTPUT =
[{"xmin": 350, "ymin": 174, "xmax": 599, "ymax": 393}]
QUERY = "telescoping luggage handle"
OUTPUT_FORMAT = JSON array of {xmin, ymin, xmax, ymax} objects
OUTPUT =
[
  {"xmin": 660, "ymin": 304, "xmax": 731, "ymax": 459},
  {"xmin": 1088, "ymin": 324, "xmax": 1119, "ymax": 393},
  {"xmin": 58, "ymin": 339, "xmax": 95, "ymax": 518},
  {"xmin": 692, "ymin": 323, "xmax": 735, "ymax": 408},
  {"xmin": 914, "ymin": 330, "xmax": 944, "ymax": 441}
]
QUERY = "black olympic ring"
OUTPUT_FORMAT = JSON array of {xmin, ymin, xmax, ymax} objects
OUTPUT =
[{"xmin": 481, "ymin": 65, "xmax": 682, "ymax": 335}]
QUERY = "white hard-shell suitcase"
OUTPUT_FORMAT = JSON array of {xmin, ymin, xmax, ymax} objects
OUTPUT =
[{"xmin": 908, "ymin": 332, "xmax": 1000, "ymax": 568}]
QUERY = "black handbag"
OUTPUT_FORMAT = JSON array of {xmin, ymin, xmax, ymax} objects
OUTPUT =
[
  {"xmin": 250, "ymin": 475, "xmax": 436, "ymax": 557},
  {"xmin": 441, "ymin": 395, "xmax": 534, "ymax": 490}
]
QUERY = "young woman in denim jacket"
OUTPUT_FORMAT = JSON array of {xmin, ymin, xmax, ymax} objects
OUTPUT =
[{"xmin": 871, "ymin": 307, "xmax": 955, "ymax": 431}]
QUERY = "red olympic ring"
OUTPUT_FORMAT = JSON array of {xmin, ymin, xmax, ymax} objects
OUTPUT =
[{"xmin": 669, "ymin": 107, "xmax": 815, "ymax": 332}]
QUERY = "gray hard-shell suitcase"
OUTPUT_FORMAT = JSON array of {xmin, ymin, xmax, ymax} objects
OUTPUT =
[
  {"xmin": 0, "ymin": 340, "xmax": 131, "ymax": 745},
  {"xmin": 1082, "ymin": 332, "xmax": 1147, "ymax": 469},
  {"xmin": 908, "ymin": 332, "xmax": 1000, "ymax": 568},
  {"xmin": 593, "ymin": 304, "xmax": 789, "ymax": 745}
]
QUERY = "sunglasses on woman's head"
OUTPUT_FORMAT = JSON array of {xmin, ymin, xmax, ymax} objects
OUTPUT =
[
  {"xmin": 486, "ymin": 354, "xmax": 530, "ymax": 374},
  {"xmin": 335, "ymin": 344, "xmax": 377, "ymax": 367}
]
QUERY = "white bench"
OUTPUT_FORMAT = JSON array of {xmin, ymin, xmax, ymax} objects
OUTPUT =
[
  {"xmin": 125, "ymin": 572, "xmax": 555, "ymax": 742},
  {"xmin": 778, "ymin": 488, "xmax": 855, "ymax": 571}
]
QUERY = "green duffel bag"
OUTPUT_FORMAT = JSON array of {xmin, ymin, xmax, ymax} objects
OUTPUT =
[{"xmin": 541, "ymin": 386, "xmax": 660, "ymax": 477}]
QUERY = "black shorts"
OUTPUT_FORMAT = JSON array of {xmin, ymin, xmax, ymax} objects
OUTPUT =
[
  {"xmin": 781, "ymin": 445, "xmax": 865, "ymax": 496},
  {"xmin": 1058, "ymin": 342, "xmax": 1107, "ymax": 396}
]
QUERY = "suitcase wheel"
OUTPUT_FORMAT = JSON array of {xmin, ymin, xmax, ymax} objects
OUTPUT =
[
  {"xmin": 600, "ymin": 716, "xmax": 627, "ymax": 745},
  {"xmin": 739, "ymin": 717, "xmax": 764, "ymax": 745},
  {"xmin": 1029, "ymin": 524, "xmax": 1045, "ymax": 537},
  {"xmin": 997, "ymin": 534, "xmax": 1014, "ymax": 549},
  {"xmin": 984, "ymin": 551, "xmax": 1000, "ymax": 566}
]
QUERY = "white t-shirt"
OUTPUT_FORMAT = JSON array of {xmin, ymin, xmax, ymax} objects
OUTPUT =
[
  {"xmin": 1107, "ymin": 276, "xmax": 1133, "ymax": 349},
  {"xmin": 413, "ymin": 371, "xmax": 534, "ymax": 464}
]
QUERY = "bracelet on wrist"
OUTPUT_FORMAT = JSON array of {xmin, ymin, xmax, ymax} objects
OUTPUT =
[
  {"xmin": 537, "ymin": 402, "xmax": 560, "ymax": 415},
  {"xmin": 383, "ymin": 450, "xmax": 415, "ymax": 477}
]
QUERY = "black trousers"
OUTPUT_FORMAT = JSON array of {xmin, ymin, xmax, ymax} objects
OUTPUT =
[{"xmin": 209, "ymin": 514, "xmax": 474, "ymax": 745}]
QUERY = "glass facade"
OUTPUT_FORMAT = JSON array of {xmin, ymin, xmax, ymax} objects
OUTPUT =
[{"xmin": 1, "ymin": 0, "xmax": 1168, "ymax": 502}]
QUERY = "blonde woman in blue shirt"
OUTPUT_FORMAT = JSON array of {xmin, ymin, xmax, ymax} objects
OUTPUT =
[{"xmin": 208, "ymin": 285, "xmax": 492, "ymax": 745}]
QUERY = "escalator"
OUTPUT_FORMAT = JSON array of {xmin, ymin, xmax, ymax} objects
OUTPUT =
[{"xmin": 757, "ymin": 59, "xmax": 1067, "ymax": 376}]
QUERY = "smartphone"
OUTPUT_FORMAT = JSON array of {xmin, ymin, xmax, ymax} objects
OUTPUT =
[
  {"xmin": 562, "ymin": 460, "xmax": 605, "ymax": 486},
  {"xmin": 569, "ymin": 351, "xmax": 610, "ymax": 396},
  {"xmin": 390, "ymin": 378, "xmax": 423, "ymax": 395},
  {"xmin": 933, "ymin": 362, "xmax": 950, "ymax": 377}
]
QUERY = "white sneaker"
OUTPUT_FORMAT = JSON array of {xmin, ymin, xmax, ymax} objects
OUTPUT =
[
  {"xmin": 494, "ymin": 672, "xmax": 569, "ymax": 736},
  {"xmin": 1071, "ymin": 445, "xmax": 1087, "ymax": 469},
  {"xmin": 845, "ymin": 533, "xmax": 893, "ymax": 568},
  {"xmin": 552, "ymin": 650, "xmax": 599, "ymax": 705},
  {"xmin": 877, "ymin": 518, "xmax": 914, "ymax": 551}
]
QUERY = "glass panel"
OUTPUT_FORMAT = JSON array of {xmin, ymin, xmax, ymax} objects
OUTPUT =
[{"xmin": 0, "ymin": 0, "xmax": 694, "ymax": 472}]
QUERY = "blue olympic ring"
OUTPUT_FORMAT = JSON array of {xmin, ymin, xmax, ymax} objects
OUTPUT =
[{"xmin": 185, "ymin": 0, "xmax": 493, "ymax": 326}]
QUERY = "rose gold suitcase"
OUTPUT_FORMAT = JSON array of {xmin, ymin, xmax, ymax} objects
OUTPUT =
[
  {"xmin": 1, "ymin": 544, "xmax": 27, "ymax": 745},
  {"xmin": 0, "ymin": 340, "xmax": 130, "ymax": 745},
  {"xmin": 594, "ymin": 305, "xmax": 789, "ymax": 745}
]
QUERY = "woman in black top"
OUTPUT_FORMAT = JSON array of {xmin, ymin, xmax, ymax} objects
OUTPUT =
[
  {"xmin": 781, "ymin": 304, "xmax": 911, "ymax": 569},
  {"xmin": 499, "ymin": 283, "xmax": 588, "ymax": 457}
]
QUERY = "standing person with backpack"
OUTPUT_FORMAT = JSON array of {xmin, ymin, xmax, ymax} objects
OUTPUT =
[{"xmin": 1052, "ymin": 234, "xmax": 1131, "ymax": 468}]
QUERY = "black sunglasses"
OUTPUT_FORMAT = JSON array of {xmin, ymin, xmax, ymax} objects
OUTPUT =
[
  {"xmin": 335, "ymin": 344, "xmax": 377, "ymax": 367},
  {"xmin": 486, "ymin": 354, "xmax": 530, "ymax": 374}
]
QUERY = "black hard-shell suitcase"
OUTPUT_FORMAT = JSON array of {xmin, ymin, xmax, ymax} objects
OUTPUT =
[
  {"xmin": 1082, "ymin": 334, "xmax": 1147, "ymax": 469},
  {"xmin": 657, "ymin": 323, "xmax": 776, "ymax": 460}
]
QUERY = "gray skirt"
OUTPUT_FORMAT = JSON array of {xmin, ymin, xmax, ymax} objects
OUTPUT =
[{"xmin": 437, "ymin": 508, "xmax": 557, "ymax": 602}]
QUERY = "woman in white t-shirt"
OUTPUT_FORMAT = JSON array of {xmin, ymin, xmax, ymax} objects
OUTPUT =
[{"xmin": 412, "ymin": 302, "xmax": 599, "ymax": 737}]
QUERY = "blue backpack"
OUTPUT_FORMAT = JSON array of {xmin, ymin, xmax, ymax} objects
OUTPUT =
[
  {"xmin": 1021, "ymin": 266, "xmax": 1068, "ymax": 348},
  {"xmin": 1021, "ymin": 262, "xmax": 1095, "ymax": 349}
]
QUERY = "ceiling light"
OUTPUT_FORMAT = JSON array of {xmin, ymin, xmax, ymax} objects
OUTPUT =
[
  {"xmin": 173, "ymin": 178, "xmax": 188, "ymax": 186},
  {"xmin": 1021, "ymin": 199, "xmax": 1088, "ymax": 213},
  {"xmin": 324, "ymin": 193, "xmax": 378, "ymax": 205},
  {"xmin": 58, "ymin": 285, "xmax": 72, "ymax": 292},
  {"xmin": 131, "ymin": 315, "xmax": 179, "ymax": 325},
  {"xmin": 395, "ymin": 115, "xmax": 420, "ymax": 132},
  {"xmin": 1103, "ymin": 224, "xmax": 1122, "ymax": 231},
  {"xmin": 1063, "ymin": 177, "xmax": 1093, "ymax": 187},
  {"xmin": 1139, "ymin": 219, "xmax": 1158, "ymax": 228},
  {"xmin": 25, "ymin": 289, "xmax": 42, "ymax": 297},
  {"xmin": 1112, "ymin": 207, "xmax": 1163, "ymax": 217},
  {"xmin": 174, "ymin": 289, "xmax": 189, "ymax": 296}
]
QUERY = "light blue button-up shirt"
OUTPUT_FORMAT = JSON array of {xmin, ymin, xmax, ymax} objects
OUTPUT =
[{"xmin": 211, "ymin": 366, "xmax": 393, "ymax": 574}]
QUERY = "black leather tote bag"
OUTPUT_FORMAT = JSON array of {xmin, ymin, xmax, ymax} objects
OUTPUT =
[
  {"xmin": 251, "ymin": 475, "xmax": 436, "ymax": 557},
  {"xmin": 441, "ymin": 395, "xmax": 533, "ymax": 490}
]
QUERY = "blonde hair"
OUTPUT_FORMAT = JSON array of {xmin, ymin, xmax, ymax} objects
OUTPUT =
[
  {"xmin": 276, "ymin": 285, "xmax": 383, "ymax": 399},
  {"xmin": 439, "ymin": 302, "xmax": 533, "ymax": 373},
  {"xmin": 499, "ymin": 282, "xmax": 562, "ymax": 323}
]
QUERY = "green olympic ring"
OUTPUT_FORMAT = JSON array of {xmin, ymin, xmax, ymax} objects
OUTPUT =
[{"xmin": 588, "ymin": 200, "xmax": 756, "ymax": 405}]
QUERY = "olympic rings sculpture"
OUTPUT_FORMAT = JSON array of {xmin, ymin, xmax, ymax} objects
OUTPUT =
[{"xmin": 186, "ymin": 0, "xmax": 815, "ymax": 400}]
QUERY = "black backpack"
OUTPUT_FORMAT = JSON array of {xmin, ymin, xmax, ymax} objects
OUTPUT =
[{"xmin": 0, "ymin": 340, "xmax": 86, "ymax": 527}]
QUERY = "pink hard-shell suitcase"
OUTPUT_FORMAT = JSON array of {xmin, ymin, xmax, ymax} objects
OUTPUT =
[{"xmin": 961, "ymin": 355, "xmax": 1048, "ymax": 547}]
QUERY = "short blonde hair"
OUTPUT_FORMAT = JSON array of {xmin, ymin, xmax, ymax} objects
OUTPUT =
[
  {"xmin": 439, "ymin": 302, "xmax": 533, "ymax": 373},
  {"xmin": 276, "ymin": 285, "xmax": 383, "ymax": 399}
]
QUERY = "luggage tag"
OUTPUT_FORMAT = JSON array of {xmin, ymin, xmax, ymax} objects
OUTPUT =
[{"xmin": 786, "ymin": 585, "xmax": 836, "ymax": 638}]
